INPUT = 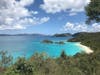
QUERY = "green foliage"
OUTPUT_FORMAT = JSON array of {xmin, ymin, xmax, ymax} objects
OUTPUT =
[
  {"xmin": 85, "ymin": 0, "xmax": 100, "ymax": 24},
  {"xmin": 60, "ymin": 51, "xmax": 67, "ymax": 59},
  {"xmin": 68, "ymin": 32, "xmax": 100, "ymax": 51},
  {"xmin": 0, "ymin": 51, "xmax": 13, "ymax": 68},
  {"xmin": 0, "ymin": 49, "xmax": 100, "ymax": 75},
  {"xmin": 13, "ymin": 57, "xmax": 33, "ymax": 75}
]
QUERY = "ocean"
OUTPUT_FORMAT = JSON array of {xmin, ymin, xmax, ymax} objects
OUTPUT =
[{"xmin": 0, "ymin": 35, "xmax": 82, "ymax": 59}]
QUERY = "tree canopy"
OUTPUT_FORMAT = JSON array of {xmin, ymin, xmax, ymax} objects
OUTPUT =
[{"xmin": 85, "ymin": 0, "xmax": 100, "ymax": 24}]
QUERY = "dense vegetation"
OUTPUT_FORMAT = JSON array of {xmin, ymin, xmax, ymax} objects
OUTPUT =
[
  {"xmin": 85, "ymin": 0, "xmax": 100, "ymax": 24},
  {"xmin": 68, "ymin": 32, "xmax": 100, "ymax": 51},
  {"xmin": 0, "ymin": 32, "xmax": 100, "ymax": 75}
]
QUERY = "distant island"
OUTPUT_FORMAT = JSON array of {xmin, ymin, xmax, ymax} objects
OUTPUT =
[
  {"xmin": 0, "ymin": 34, "xmax": 48, "ymax": 36},
  {"xmin": 0, "ymin": 33, "xmax": 72, "ymax": 37},
  {"xmin": 53, "ymin": 33, "xmax": 72, "ymax": 37}
]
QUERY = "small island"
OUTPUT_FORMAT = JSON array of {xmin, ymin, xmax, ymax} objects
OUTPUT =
[
  {"xmin": 55, "ymin": 41, "xmax": 65, "ymax": 45},
  {"xmin": 42, "ymin": 40, "xmax": 53, "ymax": 44}
]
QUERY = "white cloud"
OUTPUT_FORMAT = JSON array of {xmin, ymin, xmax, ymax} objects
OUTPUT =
[
  {"xmin": 16, "ymin": 17, "xmax": 50, "ymax": 26},
  {"xmin": 19, "ymin": 0, "xmax": 34, "ymax": 6},
  {"xmin": 0, "ymin": 17, "xmax": 50, "ymax": 30},
  {"xmin": 0, "ymin": 24, "xmax": 26, "ymax": 30},
  {"xmin": 39, "ymin": 17, "xmax": 50, "ymax": 24},
  {"xmin": 31, "ymin": 11, "xmax": 39, "ymax": 15},
  {"xmin": 62, "ymin": 22, "xmax": 100, "ymax": 33},
  {"xmin": 69, "ymin": 13, "xmax": 77, "ymax": 16},
  {"xmin": 40, "ymin": 0, "xmax": 90, "ymax": 15},
  {"xmin": 0, "ymin": 0, "xmax": 49, "ymax": 30}
]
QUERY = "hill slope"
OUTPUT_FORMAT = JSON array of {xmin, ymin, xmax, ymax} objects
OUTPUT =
[{"xmin": 68, "ymin": 32, "xmax": 100, "ymax": 51}]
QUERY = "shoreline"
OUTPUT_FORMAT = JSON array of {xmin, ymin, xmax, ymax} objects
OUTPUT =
[{"xmin": 76, "ymin": 43, "xmax": 94, "ymax": 54}]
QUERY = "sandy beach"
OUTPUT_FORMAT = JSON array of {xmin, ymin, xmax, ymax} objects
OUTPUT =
[{"xmin": 76, "ymin": 43, "xmax": 94, "ymax": 54}]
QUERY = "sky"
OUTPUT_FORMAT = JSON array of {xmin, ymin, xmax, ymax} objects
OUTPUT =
[{"xmin": 0, "ymin": 0, "xmax": 100, "ymax": 34}]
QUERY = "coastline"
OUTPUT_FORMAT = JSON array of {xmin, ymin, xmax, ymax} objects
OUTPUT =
[{"xmin": 76, "ymin": 43, "xmax": 94, "ymax": 54}]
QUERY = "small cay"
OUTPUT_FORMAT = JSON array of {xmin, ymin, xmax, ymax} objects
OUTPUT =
[
  {"xmin": 42, "ymin": 39, "xmax": 53, "ymax": 44},
  {"xmin": 55, "ymin": 41, "xmax": 65, "ymax": 44}
]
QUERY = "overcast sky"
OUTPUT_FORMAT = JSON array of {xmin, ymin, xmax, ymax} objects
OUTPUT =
[{"xmin": 0, "ymin": 0, "xmax": 100, "ymax": 34}]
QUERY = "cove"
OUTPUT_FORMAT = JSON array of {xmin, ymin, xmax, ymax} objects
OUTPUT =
[{"xmin": 0, "ymin": 36, "xmax": 83, "ymax": 59}]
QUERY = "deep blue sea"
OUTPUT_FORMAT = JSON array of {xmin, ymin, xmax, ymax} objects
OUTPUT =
[{"xmin": 0, "ymin": 36, "xmax": 82, "ymax": 59}]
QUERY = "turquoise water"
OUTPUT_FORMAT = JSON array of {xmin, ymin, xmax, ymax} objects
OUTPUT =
[{"xmin": 0, "ymin": 36, "xmax": 82, "ymax": 58}]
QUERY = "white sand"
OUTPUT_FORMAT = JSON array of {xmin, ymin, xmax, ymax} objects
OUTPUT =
[{"xmin": 76, "ymin": 43, "xmax": 93, "ymax": 54}]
